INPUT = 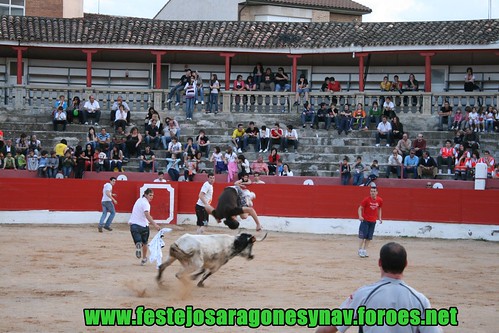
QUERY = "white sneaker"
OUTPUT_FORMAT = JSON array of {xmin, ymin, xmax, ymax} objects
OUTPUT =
[
  {"xmin": 175, "ymin": 102, "xmax": 180, "ymax": 107},
  {"xmin": 84, "ymin": 122, "xmax": 88, "ymax": 125},
  {"xmin": 141, "ymin": 258, "xmax": 147, "ymax": 266},
  {"xmin": 95, "ymin": 123, "xmax": 99, "ymax": 126},
  {"xmin": 438, "ymin": 169, "xmax": 442, "ymax": 174},
  {"xmin": 385, "ymin": 144, "xmax": 390, "ymax": 147},
  {"xmin": 358, "ymin": 249, "xmax": 365, "ymax": 258},
  {"xmin": 263, "ymin": 149, "xmax": 268, "ymax": 153},
  {"xmin": 375, "ymin": 144, "xmax": 380, "ymax": 147},
  {"xmin": 166, "ymin": 98, "xmax": 171, "ymax": 103},
  {"xmin": 259, "ymin": 149, "xmax": 263, "ymax": 153},
  {"xmin": 363, "ymin": 250, "xmax": 369, "ymax": 257},
  {"xmin": 237, "ymin": 148, "xmax": 242, "ymax": 153},
  {"xmin": 195, "ymin": 100, "xmax": 199, "ymax": 104},
  {"xmin": 447, "ymin": 169, "xmax": 452, "ymax": 175},
  {"xmin": 201, "ymin": 101, "xmax": 204, "ymax": 105}
]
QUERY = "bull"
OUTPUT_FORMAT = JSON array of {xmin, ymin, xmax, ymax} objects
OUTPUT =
[{"xmin": 156, "ymin": 232, "xmax": 267, "ymax": 287}]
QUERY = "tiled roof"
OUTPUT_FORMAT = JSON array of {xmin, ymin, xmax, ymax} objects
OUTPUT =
[
  {"xmin": 0, "ymin": 15, "xmax": 498, "ymax": 51},
  {"xmin": 244, "ymin": 0, "xmax": 371, "ymax": 14}
]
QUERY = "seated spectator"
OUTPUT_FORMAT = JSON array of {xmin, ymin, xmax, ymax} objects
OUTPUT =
[
  {"xmin": 274, "ymin": 67, "xmax": 291, "ymax": 92},
  {"xmin": 166, "ymin": 153, "xmax": 182, "ymax": 181},
  {"xmin": 283, "ymin": 124, "xmax": 298, "ymax": 153},
  {"xmin": 47, "ymin": 150, "xmax": 59, "ymax": 178},
  {"xmin": 315, "ymin": 102, "xmax": 332, "ymax": 130},
  {"xmin": 2, "ymin": 151, "xmax": 16, "ymax": 170},
  {"xmin": 451, "ymin": 108, "xmax": 464, "ymax": 130},
  {"xmin": 259, "ymin": 125, "xmax": 270, "ymax": 153},
  {"xmin": 267, "ymin": 148, "xmax": 280, "ymax": 175},
  {"xmin": 453, "ymin": 129, "xmax": 465, "ymax": 149},
  {"xmin": 109, "ymin": 145, "xmax": 124, "ymax": 172},
  {"xmin": 464, "ymin": 67, "xmax": 480, "ymax": 92},
  {"xmin": 61, "ymin": 150, "xmax": 75, "ymax": 178},
  {"xmin": 145, "ymin": 119, "xmax": 162, "ymax": 150},
  {"xmin": 294, "ymin": 74, "xmax": 309, "ymax": 105},
  {"xmin": 27, "ymin": 149, "xmax": 38, "ymax": 172},
  {"xmin": 139, "ymin": 145, "xmax": 155, "ymax": 173},
  {"xmin": 237, "ymin": 154, "xmax": 251, "ymax": 180},
  {"xmin": 363, "ymin": 159, "xmax": 379, "ymax": 187},
  {"xmin": 280, "ymin": 163, "xmax": 294, "ymax": 176},
  {"xmin": 167, "ymin": 136, "xmax": 183, "ymax": 158},
  {"xmin": 438, "ymin": 101, "xmax": 453, "ymax": 131},
  {"xmin": 404, "ymin": 74, "xmax": 419, "ymax": 106},
  {"xmin": 390, "ymin": 75, "xmax": 403, "ymax": 94},
  {"xmin": 166, "ymin": 68, "xmax": 191, "ymax": 107},
  {"xmin": 252, "ymin": 63, "xmax": 264, "ymax": 87},
  {"xmin": 183, "ymin": 137, "xmax": 197, "ymax": 159},
  {"xmin": 82, "ymin": 143, "xmax": 94, "ymax": 171},
  {"xmin": 245, "ymin": 75, "xmax": 257, "ymax": 106},
  {"xmin": 0, "ymin": 130, "xmax": 5, "ymax": 151},
  {"xmin": 301, "ymin": 102, "xmax": 315, "ymax": 129},
  {"xmin": 391, "ymin": 116, "xmax": 404, "ymax": 142},
  {"xmin": 463, "ymin": 127, "xmax": 480, "ymax": 151},
  {"xmin": 493, "ymin": 163, "xmax": 499, "ymax": 179},
  {"xmin": 253, "ymin": 172, "xmax": 266, "ymax": 184},
  {"xmin": 375, "ymin": 116, "xmax": 392, "ymax": 147},
  {"xmin": 352, "ymin": 156, "xmax": 365, "ymax": 186},
  {"xmin": 403, "ymin": 149, "xmax": 419, "ymax": 179},
  {"xmin": 111, "ymin": 96, "xmax": 131, "ymax": 125},
  {"xmin": 1, "ymin": 139, "xmax": 14, "ymax": 156},
  {"xmin": 231, "ymin": 123, "xmax": 245, "ymax": 153},
  {"xmin": 85, "ymin": 127, "xmax": 98, "ymax": 150},
  {"xmin": 453, "ymin": 145, "xmax": 470, "ymax": 180},
  {"xmin": 210, "ymin": 146, "xmax": 226, "ymax": 174},
  {"xmin": 251, "ymin": 155, "xmax": 269, "ymax": 175},
  {"xmin": 269, "ymin": 123, "xmax": 284, "ymax": 152},
  {"xmin": 386, "ymin": 149, "xmax": 402, "ymax": 178},
  {"xmin": 96, "ymin": 128, "xmax": 111, "ymax": 155},
  {"xmin": 125, "ymin": 126, "xmax": 142, "ymax": 158},
  {"xmin": 26, "ymin": 134, "xmax": 42, "ymax": 157},
  {"xmin": 340, "ymin": 156, "xmax": 351, "ymax": 185},
  {"xmin": 233, "ymin": 74, "xmax": 246, "ymax": 106},
  {"xmin": 154, "ymin": 171, "xmax": 168, "ymax": 182},
  {"xmin": 320, "ymin": 77, "xmax": 331, "ymax": 92},
  {"xmin": 37, "ymin": 150, "xmax": 49, "ymax": 177},
  {"xmin": 493, "ymin": 107, "xmax": 499, "ymax": 132},
  {"xmin": 114, "ymin": 104, "xmax": 129, "ymax": 131},
  {"xmin": 412, "ymin": 133, "xmax": 427, "ymax": 157},
  {"xmin": 184, "ymin": 155, "xmax": 197, "ymax": 181},
  {"xmin": 67, "ymin": 96, "xmax": 84, "ymax": 124},
  {"xmin": 465, "ymin": 151, "xmax": 479, "ymax": 180},
  {"xmin": 368, "ymin": 101, "xmax": 382, "ymax": 129},
  {"xmin": 328, "ymin": 76, "xmax": 341, "ymax": 92},
  {"xmin": 259, "ymin": 71, "xmax": 275, "ymax": 91},
  {"xmin": 53, "ymin": 106, "xmax": 67, "ymax": 131},
  {"xmin": 395, "ymin": 133, "xmax": 412, "ymax": 159},
  {"xmin": 161, "ymin": 117, "xmax": 180, "ymax": 149},
  {"xmin": 485, "ymin": 106, "xmax": 495, "ymax": 133},
  {"xmin": 382, "ymin": 96, "xmax": 396, "ymax": 119},
  {"xmin": 379, "ymin": 75, "xmax": 391, "ymax": 107},
  {"xmin": 74, "ymin": 147, "xmax": 86, "ymax": 179},
  {"xmin": 243, "ymin": 122, "xmax": 260, "ymax": 152},
  {"xmin": 83, "ymin": 95, "xmax": 101, "ymax": 126},
  {"xmin": 15, "ymin": 133, "xmax": 29, "ymax": 156},
  {"xmin": 478, "ymin": 150, "xmax": 496, "ymax": 177},
  {"xmin": 196, "ymin": 130, "xmax": 211, "ymax": 158},
  {"xmin": 437, "ymin": 140, "xmax": 456, "ymax": 174},
  {"xmin": 93, "ymin": 148, "xmax": 109, "ymax": 173},
  {"xmin": 111, "ymin": 127, "xmax": 127, "ymax": 158},
  {"xmin": 468, "ymin": 106, "xmax": 480, "ymax": 132},
  {"xmin": 417, "ymin": 151, "xmax": 438, "ymax": 179},
  {"xmin": 15, "ymin": 152, "xmax": 26, "ymax": 170},
  {"xmin": 352, "ymin": 103, "xmax": 367, "ymax": 130},
  {"xmin": 54, "ymin": 95, "xmax": 67, "ymax": 115},
  {"xmin": 337, "ymin": 104, "xmax": 352, "ymax": 135},
  {"xmin": 144, "ymin": 107, "xmax": 159, "ymax": 126}
]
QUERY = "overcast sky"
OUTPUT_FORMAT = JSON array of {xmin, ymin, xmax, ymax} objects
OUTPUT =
[{"xmin": 83, "ymin": 0, "xmax": 497, "ymax": 22}]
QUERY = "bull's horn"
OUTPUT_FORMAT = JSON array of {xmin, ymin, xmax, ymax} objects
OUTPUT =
[{"xmin": 254, "ymin": 232, "xmax": 267, "ymax": 242}]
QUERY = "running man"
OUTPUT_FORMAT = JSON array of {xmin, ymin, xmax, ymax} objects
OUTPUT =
[
  {"xmin": 357, "ymin": 185, "xmax": 383, "ymax": 258},
  {"xmin": 204, "ymin": 185, "xmax": 262, "ymax": 231},
  {"xmin": 98, "ymin": 177, "xmax": 117, "ymax": 232},
  {"xmin": 128, "ymin": 188, "xmax": 161, "ymax": 265},
  {"xmin": 195, "ymin": 172, "xmax": 215, "ymax": 234}
]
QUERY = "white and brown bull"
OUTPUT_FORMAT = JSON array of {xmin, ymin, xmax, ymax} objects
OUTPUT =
[{"xmin": 156, "ymin": 232, "xmax": 267, "ymax": 287}]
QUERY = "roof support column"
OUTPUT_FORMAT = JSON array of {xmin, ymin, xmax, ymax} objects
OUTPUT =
[
  {"xmin": 220, "ymin": 53, "xmax": 235, "ymax": 91},
  {"xmin": 82, "ymin": 49, "xmax": 98, "ymax": 88},
  {"xmin": 420, "ymin": 52, "xmax": 435, "ymax": 92},
  {"xmin": 355, "ymin": 52, "xmax": 369, "ymax": 92},
  {"xmin": 12, "ymin": 46, "xmax": 27, "ymax": 85},
  {"xmin": 151, "ymin": 51, "xmax": 167, "ymax": 89},
  {"xmin": 287, "ymin": 54, "xmax": 302, "ymax": 93}
]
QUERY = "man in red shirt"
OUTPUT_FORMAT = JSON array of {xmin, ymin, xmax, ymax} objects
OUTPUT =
[{"xmin": 357, "ymin": 185, "xmax": 383, "ymax": 258}]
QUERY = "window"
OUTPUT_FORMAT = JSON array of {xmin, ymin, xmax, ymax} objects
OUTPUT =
[{"xmin": 0, "ymin": 0, "xmax": 25, "ymax": 16}]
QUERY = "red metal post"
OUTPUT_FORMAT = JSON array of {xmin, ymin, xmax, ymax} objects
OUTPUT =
[
  {"xmin": 12, "ymin": 47, "xmax": 27, "ymax": 85},
  {"xmin": 356, "ymin": 52, "xmax": 369, "ymax": 92},
  {"xmin": 420, "ymin": 52, "xmax": 435, "ymax": 92},
  {"xmin": 82, "ymin": 49, "xmax": 98, "ymax": 88},
  {"xmin": 220, "ymin": 53, "xmax": 235, "ymax": 91},
  {"xmin": 287, "ymin": 55, "xmax": 302, "ymax": 92},
  {"xmin": 151, "ymin": 51, "xmax": 167, "ymax": 89}
]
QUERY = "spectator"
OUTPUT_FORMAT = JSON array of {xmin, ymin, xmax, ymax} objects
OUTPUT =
[
  {"xmin": 110, "ymin": 96, "xmax": 130, "ymax": 125},
  {"xmin": 161, "ymin": 117, "xmax": 180, "ymax": 149},
  {"xmin": 451, "ymin": 108, "xmax": 464, "ymax": 130},
  {"xmin": 418, "ymin": 151, "xmax": 438, "ymax": 179},
  {"xmin": 154, "ymin": 171, "xmax": 167, "ymax": 182},
  {"xmin": 125, "ymin": 126, "xmax": 143, "ymax": 158},
  {"xmin": 280, "ymin": 163, "xmax": 294, "ymax": 176},
  {"xmin": 86, "ymin": 127, "xmax": 98, "ymax": 150},
  {"xmin": 267, "ymin": 148, "xmax": 280, "ymax": 175},
  {"xmin": 485, "ymin": 106, "xmax": 495, "ymax": 133},
  {"xmin": 493, "ymin": 107, "xmax": 499, "ymax": 132},
  {"xmin": 144, "ymin": 107, "xmax": 158, "ymax": 127},
  {"xmin": 453, "ymin": 129, "xmax": 465, "ymax": 150},
  {"xmin": 111, "ymin": 127, "xmax": 127, "ymax": 158},
  {"xmin": 194, "ymin": 71, "xmax": 204, "ymax": 106},
  {"xmin": 320, "ymin": 77, "xmax": 331, "ymax": 92},
  {"xmin": 464, "ymin": 67, "xmax": 480, "ymax": 91},
  {"xmin": 1, "ymin": 139, "xmax": 14, "ymax": 156},
  {"xmin": 337, "ymin": 104, "xmax": 352, "ymax": 135},
  {"xmin": 225, "ymin": 146, "xmax": 238, "ymax": 183},
  {"xmin": 382, "ymin": 96, "xmax": 396, "ymax": 119},
  {"xmin": 375, "ymin": 116, "xmax": 392, "ymax": 147},
  {"xmin": 184, "ymin": 75, "xmax": 197, "ymax": 121},
  {"xmin": 315, "ymin": 102, "xmax": 331, "ymax": 130},
  {"xmin": 395, "ymin": 133, "xmax": 412, "ymax": 159},
  {"xmin": 96, "ymin": 127, "xmax": 111, "ymax": 155},
  {"xmin": 144, "ymin": 119, "xmax": 161, "ymax": 150},
  {"xmin": 237, "ymin": 154, "xmax": 251, "ymax": 180},
  {"xmin": 404, "ymin": 73, "xmax": 419, "ymax": 106},
  {"xmin": 231, "ymin": 123, "xmax": 245, "ymax": 153},
  {"xmin": 233, "ymin": 74, "xmax": 246, "ymax": 107},
  {"xmin": 465, "ymin": 150, "xmax": 479, "ymax": 180},
  {"xmin": 301, "ymin": 101, "xmax": 315, "ymax": 129},
  {"xmin": 67, "ymin": 96, "xmax": 83, "ymax": 124},
  {"xmin": 390, "ymin": 74, "xmax": 403, "ymax": 94},
  {"xmin": 83, "ymin": 95, "xmax": 101, "ymax": 126},
  {"xmin": 340, "ymin": 156, "xmax": 351, "ymax": 185},
  {"xmin": 437, "ymin": 140, "xmax": 456, "ymax": 174},
  {"xmin": 259, "ymin": 125, "xmax": 270, "ymax": 153},
  {"xmin": 37, "ymin": 150, "xmax": 49, "ymax": 177},
  {"xmin": 210, "ymin": 146, "xmax": 226, "ymax": 174},
  {"xmin": 368, "ymin": 101, "xmax": 382, "ymax": 129},
  {"xmin": 28, "ymin": 134, "xmax": 42, "ymax": 156},
  {"xmin": 47, "ymin": 150, "xmax": 59, "ymax": 178},
  {"xmin": 139, "ymin": 145, "xmax": 155, "ymax": 173},
  {"xmin": 15, "ymin": 133, "xmax": 29, "ymax": 156},
  {"xmin": 184, "ymin": 155, "xmax": 197, "ymax": 182},
  {"xmin": 252, "ymin": 63, "xmax": 264, "ymax": 87},
  {"xmin": 206, "ymin": 74, "xmax": 220, "ymax": 114},
  {"xmin": 379, "ymin": 75, "xmax": 391, "ymax": 107},
  {"xmin": 438, "ymin": 101, "xmax": 453, "ymax": 131},
  {"xmin": 166, "ymin": 153, "xmax": 182, "ymax": 181},
  {"xmin": 328, "ymin": 76, "xmax": 341, "ymax": 92},
  {"xmin": 493, "ymin": 163, "xmax": 499, "ymax": 179},
  {"xmin": 27, "ymin": 149, "xmax": 38, "ymax": 172},
  {"xmin": 468, "ymin": 106, "xmax": 480, "ymax": 132},
  {"xmin": 259, "ymin": 71, "xmax": 275, "ymax": 92},
  {"xmin": 352, "ymin": 156, "xmax": 365, "ymax": 186},
  {"xmin": 453, "ymin": 145, "xmax": 470, "ymax": 180},
  {"xmin": 478, "ymin": 150, "xmax": 496, "ymax": 177},
  {"xmin": 2, "ymin": 152, "xmax": 16, "ymax": 170},
  {"xmin": 183, "ymin": 137, "xmax": 197, "ymax": 159},
  {"xmin": 74, "ymin": 148, "xmax": 86, "ymax": 179},
  {"xmin": 352, "ymin": 103, "xmax": 367, "ymax": 130},
  {"xmin": 94, "ymin": 148, "xmax": 109, "ymax": 173},
  {"xmin": 15, "ymin": 151, "xmax": 26, "ymax": 170},
  {"xmin": 251, "ymin": 155, "xmax": 269, "ymax": 175},
  {"xmin": 463, "ymin": 127, "xmax": 480, "ymax": 151},
  {"xmin": 196, "ymin": 130, "xmax": 211, "ymax": 158},
  {"xmin": 412, "ymin": 133, "xmax": 427, "ymax": 157},
  {"xmin": 253, "ymin": 172, "xmax": 266, "ymax": 184},
  {"xmin": 283, "ymin": 124, "xmax": 299, "ymax": 153},
  {"xmin": 294, "ymin": 74, "xmax": 309, "ymax": 105},
  {"xmin": 274, "ymin": 67, "xmax": 291, "ymax": 92},
  {"xmin": 53, "ymin": 106, "xmax": 67, "ymax": 131},
  {"xmin": 243, "ymin": 121, "xmax": 260, "ymax": 152},
  {"xmin": 61, "ymin": 150, "xmax": 75, "ymax": 178},
  {"xmin": 269, "ymin": 123, "xmax": 284, "ymax": 152},
  {"xmin": 166, "ymin": 68, "xmax": 191, "ymax": 107},
  {"xmin": 390, "ymin": 116, "xmax": 404, "ymax": 142},
  {"xmin": 54, "ymin": 95, "xmax": 67, "ymax": 114},
  {"xmin": 167, "ymin": 136, "xmax": 182, "ymax": 158},
  {"xmin": 245, "ymin": 75, "xmax": 257, "ymax": 107},
  {"xmin": 109, "ymin": 145, "xmax": 124, "ymax": 172},
  {"xmin": 403, "ymin": 149, "xmax": 419, "ymax": 179},
  {"xmin": 363, "ymin": 159, "xmax": 379, "ymax": 187},
  {"xmin": 386, "ymin": 149, "xmax": 402, "ymax": 178}
]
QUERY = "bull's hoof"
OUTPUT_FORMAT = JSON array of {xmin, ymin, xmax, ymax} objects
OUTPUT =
[{"xmin": 197, "ymin": 282, "xmax": 204, "ymax": 288}]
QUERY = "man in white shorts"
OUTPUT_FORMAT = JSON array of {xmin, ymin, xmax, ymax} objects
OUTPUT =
[
  {"xmin": 195, "ymin": 172, "xmax": 215, "ymax": 234},
  {"xmin": 128, "ymin": 189, "xmax": 161, "ymax": 265}
]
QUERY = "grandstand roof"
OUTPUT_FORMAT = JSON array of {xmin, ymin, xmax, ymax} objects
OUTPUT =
[{"xmin": 1, "ymin": 15, "xmax": 498, "ymax": 53}]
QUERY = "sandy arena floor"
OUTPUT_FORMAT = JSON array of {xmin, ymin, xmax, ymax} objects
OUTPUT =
[{"xmin": 0, "ymin": 223, "xmax": 497, "ymax": 333}]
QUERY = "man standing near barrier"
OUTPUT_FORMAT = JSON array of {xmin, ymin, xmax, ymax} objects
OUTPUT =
[
  {"xmin": 195, "ymin": 172, "xmax": 215, "ymax": 234},
  {"xmin": 316, "ymin": 242, "xmax": 443, "ymax": 333},
  {"xmin": 98, "ymin": 177, "xmax": 117, "ymax": 233},
  {"xmin": 357, "ymin": 185, "xmax": 383, "ymax": 258}
]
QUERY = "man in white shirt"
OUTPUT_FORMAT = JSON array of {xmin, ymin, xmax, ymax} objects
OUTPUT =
[
  {"xmin": 52, "ymin": 106, "xmax": 67, "ymax": 131},
  {"xmin": 195, "ymin": 173, "xmax": 215, "ymax": 234},
  {"xmin": 375, "ymin": 116, "xmax": 392, "ymax": 147},
  {"xmin": 153, "ymin": 171, "xmax": 167, "ymax": 182},
  {"xmin": 98, "ymin": 177, "xmax": 117, "ymax": 232},
  {"xmin": 128, "ymin": 189, "xmax": 161, "ymax": 265},
  {"xmin": 283, "ymin": 124, "xmax": 299, "ymax": 153},
  {"xmin": 83, "ymin": 95, "xmax": 101, "ymax": 125},
  {"xmin": 110, "ymin": 95, "xmax": 130, "ymax": 124}
]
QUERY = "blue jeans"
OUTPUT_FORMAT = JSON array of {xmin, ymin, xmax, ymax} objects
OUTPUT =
[
  {"xmin": 168, "ymin": 84, "xmax": 184, "ymax": 103},
  {"xmin": 341, "ymin": 173, "xmax": 351, "ymax": 185},
  {"xmin": 353, "ymin": 171, "xmax": 364, "ymax": 185},
  {"xmin": 243, "ymin": 136, "xmax": 260, "ymax": 152},
  {"xmin": 208, "ymin": 93, "xmax": 219, "ymax": 113},
  {"xmin": 196, "ymin": 87, "xmax": 204, "ymax": 103},
  {"xmin": 62, "ymin": 165, "xmax": 72, "ymax": 178},
  {"xmin": 185, "ymin": 97, "xmax": 194, "ymax": 119},
  {"xmin": 99, "ymin": 201, "xmax": 115, "ymax": 228},
  {"xmin": 47, "ymin": 167, "xmax": 58, "ymax": 178},
  {"xmin": 275, "ymin": 83, "xmax": 291, "ymax": 91}
]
